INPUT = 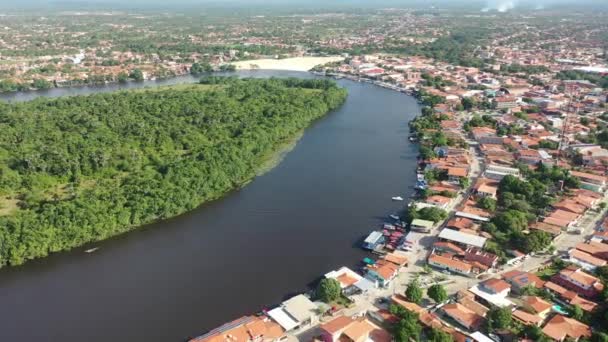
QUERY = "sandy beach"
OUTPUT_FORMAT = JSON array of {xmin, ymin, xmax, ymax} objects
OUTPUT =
[{"xmin": 231, "ymin": 56, "xmax": 344, "ymax": 72}]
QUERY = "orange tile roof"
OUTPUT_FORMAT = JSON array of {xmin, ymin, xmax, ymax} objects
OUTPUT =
[
  {"xmin": 482, "ymin": 278, "xmax": 511, "ymax": 293},
  {"xmin": 448, "ymin": 167, "xmax": 468, "ymax": 177},
  {"xmin": 559, "ymin": 266, "xmax": 602, "ymax": 288},
  {"xmin": 320, "ymin": 316, "xmax": 355, "ymax": 335},
  {"xmin": 383, "ymin": 253, "xmax": 408, "ymax": 266},
  {"xmin": 569, "ymin": 295, "xmax": 598, "ymax": 313},
  {"xmin": 570, "ymin": 170, "xmax": 607, "ymax": 183},
  {"xmin": 336, "ymin": 273, "xmax": 360, "ymax": 287},
  {"xmin": 428, "ymin": 253, "xmax": 473, "ymax": 273},
  {"xmin": 391, "ymin": 295, "xmax": 423, "ymax": 314},
  {"xmin": 512, "ymin": 310, "xmax": 542, "ymax": 326},
  {"xmin": 542, "ymin": 315, "xmax": 592, "ymax": 341},
  {"xmin": 524, "ymin": 296, "xmax": 552, "ymax": 314},
  {"xmin": 569, "ymin": 249, "xmax": 607, "ymax": 267},
  {"xmin": 342, "ymin": 319, "xmax": 376, "ymax": 342},
  {"xmin": 441, "ymin": 303, "xmax": 484, "ymax": 330},
  {"xmin": 544, "ymin": 281, "xmax": 568, "ymax": 295}
]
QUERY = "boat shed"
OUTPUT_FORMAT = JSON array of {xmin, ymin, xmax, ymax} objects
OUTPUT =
[
  {"xmin": 362, "ymin": 231, "xmax": 385, "ymax": 250},
  {"xmin": 438, "ymin": 228, "xmax": 487, "ymax": 249}
]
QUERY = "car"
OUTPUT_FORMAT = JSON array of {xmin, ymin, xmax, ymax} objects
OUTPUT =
[{"xmin": 442, "ymin": 270, "xmax": 451, "ymax": 275}]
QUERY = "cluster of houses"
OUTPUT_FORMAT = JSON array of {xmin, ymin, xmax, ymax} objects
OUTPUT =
[{"xmin": 189, "ymin": 251, "xmax": 410, "ymax": 342}]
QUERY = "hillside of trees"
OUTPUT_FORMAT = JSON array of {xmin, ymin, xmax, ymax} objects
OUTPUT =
[{"xmin": 0, "ymin": 77, "xmax": 348, "ymax": 266}]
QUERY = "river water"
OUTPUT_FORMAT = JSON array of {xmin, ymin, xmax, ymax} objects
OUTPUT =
[{"xmin": 0, "ymin": 71, "xmax": 420, "ymax": 341}]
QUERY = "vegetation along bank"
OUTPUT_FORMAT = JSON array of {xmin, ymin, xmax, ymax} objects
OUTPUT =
[{"xmin": 0, "ymin": 77, "xmax": 348, "ymax": 266}]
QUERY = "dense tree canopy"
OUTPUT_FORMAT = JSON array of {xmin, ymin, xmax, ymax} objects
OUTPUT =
[{"xmin": 0, "ymin": 77, "xmax": 347, "ymax": 266}]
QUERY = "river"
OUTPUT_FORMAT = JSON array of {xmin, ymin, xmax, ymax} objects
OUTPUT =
[{"xmin": 0, "ymin": 71, "xmax": 421, "ymax": 341}]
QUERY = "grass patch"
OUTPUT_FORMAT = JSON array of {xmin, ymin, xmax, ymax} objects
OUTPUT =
[{"xmin": 0, "ymin": 197, "xmax": 19, "ymax": 216}]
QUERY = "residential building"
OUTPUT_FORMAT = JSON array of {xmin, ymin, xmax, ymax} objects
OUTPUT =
[
  {"xmin": 441, "ymin": 303, "xmax": 484, "ymax": 331},
  {"xmin": 542, "ymin": 314, "xmax": 592, "ymax": 341},
  {"xmin": 551, "ymin": 266, "xmax": 604, "ymax": 298},
  {"xmin": 428, "ymin": 253, "xmax": 473, "ymax": 276},
  {"xmin": 189, "ymin": 316, "xmax": 284, "ymax": 342},
  {"xmin": 568, "ymin": 249, "xmax": 607, "ymax": 271},
  {"xmin": 522, "ymin": 296, "xmax": 552, "ymax": 319},
  {"xmin": 267, "ymin": 295, "xmax": 318, "ymax": 332}
]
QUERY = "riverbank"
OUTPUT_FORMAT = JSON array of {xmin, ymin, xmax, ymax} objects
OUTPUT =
[
  {"xmin": 0, "ymin": 78, "xmax": 348, "ymax": 267},
  {"xmin": 0, "ymin": 72, "xmax": 421, "ymax": 342},
  {"xmin": 231, "ymin": 56, "xmax": 344, "ymax": 72}
]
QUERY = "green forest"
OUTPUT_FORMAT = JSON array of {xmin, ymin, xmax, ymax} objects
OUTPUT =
[{"xmin": 0, "ymin": 77, "xmax": 347, "ymax": 266}]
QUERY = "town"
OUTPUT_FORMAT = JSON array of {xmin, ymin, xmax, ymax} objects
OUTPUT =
[
  {"xmin": 187, "ymin": 18, "xmax": 608, "ymax": 342},
  {"xmin": 2, "ymin": 2, "xmax": 608, "ymax": 342}
]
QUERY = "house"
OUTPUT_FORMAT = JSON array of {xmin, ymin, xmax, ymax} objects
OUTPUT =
[
  {"xmin": 464, "ymin": 248, "xmax": 499, "ymax": 269},
  {"xmin": 475, "ymin": 181, "xmax": 498, "ymax": 199},
  {"xmin": 456, "ymin": 291, "xmax": 490, "ymax": 317},
  {"xmin": 324, "ymin": 267, "xmax": 375, "ymax": 296},
  {"xmin": 512, "ymin": 309, "xmax": 543, "ymax": 327},
  {"xmin": 267, "ymin": 295, "xmax": 318, "ymax": 332},
  {"xmin": 570, "ymin": 170, "xmax": 607, "ymax": 192},
  {"xmin": 382, "ymin": 252, "xmax": 408, "ymax": 267},
  {"xmin": 522, "ymin": 296, "xmax": 552, "ymax": 319},
  {"xmin": 551, "ymin": 266, "xmax": 604, "ymax": 298},
  {"xmin": 542, "ymin": 314, "xmax": 592, "ymax": 341},
  {"xmin": 425, "ymin": 195, "xmax": 452, "ymax": 209},
  {"xmin": 411, "ymin": 219, "xmax": 435, "ymax": 233},
  {"xmin": 319, "ymin": 316, "xmax": 391, "ymax": 342},
  {"xmin": 341, "ymin": 318, "xmax": 391, "ymax": 342},
  {"xmin": 319, "ymin": 316, "xmax": 354, "ymax": 342},
  {"xmin": 575, "ymin": 241, "xmax": 608, "ymax": 261},
  {"xmin": 189, "ymin": 316, "xmax": 284, "ymax": 342},
  {"xmin": 441, "ymin": 303, "xmax": 484, "ymax": 331},
  {"xmin": 391, "ymin": 294, "xmax": 424, "ymax": 314},
  {"xmin": 366, "ymin": 260, "xmax": 399, "ymax": 288},
  {"xmin": 433, "ymin": 241, "xmax": 465, "ymax": 255},
  {"xmin": 438, "ymin": 229, "xmax": 487, "ymax": 249},
  {"xmin": 479, "ymin": 278, "xmax": 511, "ymax": 297},
  {"xmin": 447, "ymin": 167, "xmax": 468, "ymax": 183},
  {"xmin": 568, "ymin": 249, "xmax": 607, "ymax": 271},
  {"xmin": 469, "ymin": 279, "xmax": 514, "ymax": 308},
  {"xmin": 428, "ymin": 253, "xmax": 473, "ymax": 276},
  {"xmin": 494, "ymin": 96, "xmax": 518, "ymax": 110}
]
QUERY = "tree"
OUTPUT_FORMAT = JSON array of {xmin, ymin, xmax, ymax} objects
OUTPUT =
[
  {"xmin": 129, "ymin": 68, "xmax": 144, "ymax": 81},
  {"xmin": 568, "ymin": 304, "xmax": 584, "ymax": 321},
  {"xmin": 591, "ymin": 332, "xmax": 608, "ymax": 342},
  {"xmin": 596, "ymin": 265, "xmax": 608, "ymax": 283},
  {"xmin": 390, "ymin": 305, "xmax": 422, "ymax": 342},
  {"xmin": 459, "ymin": 177, "xmax": 470, "ymax": 188},
  {"xmin": 427, "ymin": 284, "xmax": 448, "ymax": 303},
  {"xmin": 405, "ymin": 278, "xmax": 423, "ymax": 304},
  {"xmin": 417, "ymin": 207, "xmax": 448, "ymax": 223},
  {"xmin": 117, "ymin": 72, "xmax": 129, "ymax": 83},
  {"xmin": 32, "ymin": 78, "xmax": 53, "ymax": 89},
  {"xmin": 487, "ymin": 307, "xmax": 512, "ymax": 330},
  {"xmin": 477, "ymin": 197, "xmax": 497, "ymax": 212},
  {"xmin": 317, "ymin": 278, "xmax": 341, "ymax": 303},
  {"xmin": 427, "ymin": 327, "xmax": 453, "ymax": 342},
  {"xmin": 521, "ymin": 230, "xmax": 552, "ymax": 253},
  {"xmin": 461, "ymin": 97, "xmax": 476, "ymax": 110}
]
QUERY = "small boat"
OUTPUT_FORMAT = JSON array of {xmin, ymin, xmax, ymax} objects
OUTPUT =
[
  {"xmin": 85, "ymin": 247, "xmax": 99, "ymax": 253},
  {"xmin": 391, "ymin": 196, "xmax": 404, "ymax": 201},
  {"xmin": 389, "ymin": 214, "xmax": 400, "ymax": 221}
]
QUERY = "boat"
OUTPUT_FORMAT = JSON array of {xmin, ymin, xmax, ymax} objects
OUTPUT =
[
  {"xmin": 391, "ymin": 196, "xmax": 404, "ymax": 201},
  {"xmin": 389, "ymin": 214, "xmax": 400, "ymax": 221},
  {"xmin": 85, "ymin": 247, "xmax": 99, "ymax": 253}
]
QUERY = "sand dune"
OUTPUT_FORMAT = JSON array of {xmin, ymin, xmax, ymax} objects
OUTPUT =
[{"xmin": 231, "ymin": 56, "xmax": 344, "ymax": 72}]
